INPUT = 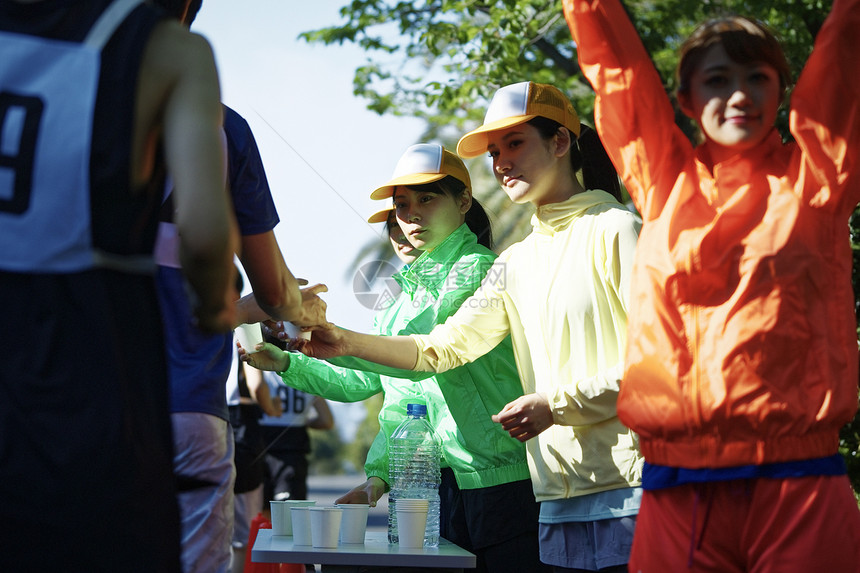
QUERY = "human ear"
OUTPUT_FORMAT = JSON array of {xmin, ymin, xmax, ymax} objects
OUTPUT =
[
  {"xmin": 458, "ymin": 189, "xmax": 473, "ymax": 214},
  {"xmin": 554, "ymin": 127, "xmax": 572, "ymax": 158}
]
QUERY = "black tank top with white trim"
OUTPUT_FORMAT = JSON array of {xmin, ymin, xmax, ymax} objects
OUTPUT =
[{"xmin": 0, "ymin": 0, "xmax": 166, "ymax": 273}]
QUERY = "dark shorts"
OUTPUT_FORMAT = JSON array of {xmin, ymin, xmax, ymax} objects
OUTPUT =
[
  {"xmin": 0, "ymin": 271, "xmax": 181, "ymax": 572},
  {"xmin": 440, "ymin": 468, "xmax": 550, "ymax": 573}
]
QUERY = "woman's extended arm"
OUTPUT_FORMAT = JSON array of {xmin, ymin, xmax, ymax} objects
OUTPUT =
[
  {"xmin": 245, "ymin": 254, "xmax": 512, "ymax": 375},
  {"xmin": 238, "ymin": 340, "xmax": 385, "ymax": 403},
  {"xmin": 285, "ymin": 327, "xmax": 421, "ymax": 371},
  {"xmin": 280, "ymin": 352, "xmax": 384, "ymax": 403}
]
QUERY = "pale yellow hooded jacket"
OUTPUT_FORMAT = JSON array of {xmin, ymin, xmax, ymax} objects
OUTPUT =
[{"xmin": 411, "ymin": 190, "xmax": 643, "ymax": 501}]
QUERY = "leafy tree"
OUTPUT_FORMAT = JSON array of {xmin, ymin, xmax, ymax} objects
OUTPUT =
[
  {"xmin": 304, "ymin": 0, "xmax": 859, "ymax": 495},
  {"xmin": 301, "ymin": 0, "xmax": 828, "ymax": 139}
]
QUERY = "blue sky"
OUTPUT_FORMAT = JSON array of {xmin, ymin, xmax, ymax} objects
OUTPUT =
[
  {"xmin": 194, "ymin": 0, "xmax": 426, "ymax": 332},
  {"xmin": 194, "ymin": 1, "xmax": 427, "ymax": 441}
]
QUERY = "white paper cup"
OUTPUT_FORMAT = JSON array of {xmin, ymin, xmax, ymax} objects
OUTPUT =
[
  {"xmin": 395, "ymin": 499, "xmax": 429, "ymax": 518},
  {"xmin": 235, "ymin": 322, "xmax": 263, "ymax": 354},
  {"xmin": 336, "ymin": 503, "xmax": 369, "ymax": 544},
  {"xmin": 396, "ymin": 506, "xmax": 428, "ymax": 548},
  {"xmin": 269, "ymin": 501, "xmax": 290, "ymax": 535},
  {"xmin": 281, "ymin": 321, "xmax": 313, "ymax": 341},
  {"xmin": 270, "ymin": 500, "xmax": 316, "ymax": 535},
  {"xmin": 309, "ymin": 507, "xmax": 343, "ymax": 548},
  {"xmin": 290, "ymin": 506, "xmax": 313, "ymax": 546},
  {"xmin": 396, "ymin": 498, "xmax": 429, "ymax": 508}
]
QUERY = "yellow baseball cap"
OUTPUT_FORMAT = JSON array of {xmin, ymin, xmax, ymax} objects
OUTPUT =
[
  {"xmin": 369, "ymin": 143, "xmax": 471, "ymax": 200},
  {"xmin": 367, "ymin": 206, "xmax": 394, "ymax": 224},
  {"xmin": 456, "ymin": 81, "xmax": 581, "ymax": 159}
]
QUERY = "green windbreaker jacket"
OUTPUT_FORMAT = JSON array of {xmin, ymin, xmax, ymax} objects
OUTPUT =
[{"xmin": 280, "ymin": 224, "xmax": 530, "ymax": 490}]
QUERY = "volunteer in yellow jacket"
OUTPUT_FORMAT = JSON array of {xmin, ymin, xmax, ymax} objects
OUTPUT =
[
  {"xmin": 247, "ymin": 145, "xmax": 548, "ymax": 573},
  {"xmin": 261, "ymin": 83, "xmax": 644, "ymax": 572},
  {"xmin": 564, "ymin": 0, "xmax": 860, "ymax": 571}
]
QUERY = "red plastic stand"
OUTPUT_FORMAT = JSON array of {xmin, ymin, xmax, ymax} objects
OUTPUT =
[{"xmin": 244, "ymin": 512, "xmax": 305, "ymax": 573}]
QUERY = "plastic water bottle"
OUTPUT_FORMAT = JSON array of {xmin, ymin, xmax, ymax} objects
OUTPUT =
[{"xmin": 387, "ymin": 403, "xmax": 441, "ymax": 547}]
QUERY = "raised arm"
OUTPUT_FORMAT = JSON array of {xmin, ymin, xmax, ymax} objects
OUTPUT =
[
  {"xmin": 790, "ymin": 0, "xmax": 860, "ymax": 211},
  {"xmin": 562, "ymin": 0, "xmax": 691, "ymax": 220}
]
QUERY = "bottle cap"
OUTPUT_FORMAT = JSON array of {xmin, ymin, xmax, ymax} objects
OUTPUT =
[{"xmin": 406, "ymin": 403, "xmax": 427, "ymax": 417}]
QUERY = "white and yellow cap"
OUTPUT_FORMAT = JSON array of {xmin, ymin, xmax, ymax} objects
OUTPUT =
[
  {"xmin": 456, "ymin": 81, "xmax": 581, "ymax": 159},
  {"xmin": 369, "ymin": 143, "xmax": 471, "ymax": 200},
  {"xmin": 367, "ymin": 206, "xmax": 394, "ymax": 224}
]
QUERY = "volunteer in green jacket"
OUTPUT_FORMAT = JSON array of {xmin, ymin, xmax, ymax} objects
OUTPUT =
[
  {"xmin": 248, "ymin": 84, "xmax": 645, "ymax": 572},
  {"xmin": 248, "ymin": 144, "xmax": 548, "ymax": 573}
]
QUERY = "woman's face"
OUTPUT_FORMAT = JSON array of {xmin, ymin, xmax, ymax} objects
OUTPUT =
[
  {"xmin": 386, "ymin": 214, "xmax": 422, "ymax": 264},
  {"xmin": 486, "ymin": 123, "xmax": 567, "ymax": 206},
  {"xmin": 680, "ymin": 43, "xmax": 781, "ymax": 163},
  {"xmin": 393, "ymin": 185, "xmax": 469, "ymax": 252}
]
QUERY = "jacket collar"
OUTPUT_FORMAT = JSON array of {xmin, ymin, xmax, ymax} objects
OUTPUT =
[
  {"xmin": 531, "ymin": 189, "xmax": 620, "ymax": 236},
  {"xmin": 394, "ymin": 223, "xmax": 477, "ymax": 298},
  {"xmin": 695, "ymin": 128, "xmax": 783, "ymax": 174},
  {"xmin": 692, "ymin": 129, "xmax": 785, "ymax": 206}
]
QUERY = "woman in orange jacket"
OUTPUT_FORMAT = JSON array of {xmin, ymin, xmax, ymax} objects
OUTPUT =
[{"xmin": 564, "ymin": 0, "xmax": 860, "ymax": 571}]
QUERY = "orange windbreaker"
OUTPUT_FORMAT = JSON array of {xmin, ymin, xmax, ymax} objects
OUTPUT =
[{"xmin": 564, "ymin": 0, "xmax": 860, "ymax": 469}]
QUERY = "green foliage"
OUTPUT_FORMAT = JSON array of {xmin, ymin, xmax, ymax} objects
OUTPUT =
[
  {"xmin": 844, "ymin": 208, "xmax": 860, "ymax": 496},
  {"xmin": 303, "ymin": 0, "xmax": 859, "ymax": 494},
  {"xmin": 299, "ymin": 0, "xmax": 580, "ymax": 137},
  {"xmin": 300, "ymin": 0, "xmax": 826, "ymax": 136},
  {"xmin": 840, "ymin": 412, "xmax": 860, "ymax": 498}
]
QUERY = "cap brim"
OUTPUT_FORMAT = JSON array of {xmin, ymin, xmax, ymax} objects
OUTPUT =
[
  {"xmin": 456, "ymin": 114, "xmax": 536, "ymax": 158},
  {"xmin": 369, "ymin": 172, "xmax": 448, "ymax": 200},
  {"xmin": 367, "ymin": 207, "xmax": 393, "ymax": 224}
]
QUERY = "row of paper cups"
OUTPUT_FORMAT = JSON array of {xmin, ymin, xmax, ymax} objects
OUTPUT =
[{"xmin": 270, "ymin": 500, "xmax": 369, "ymax": 547}]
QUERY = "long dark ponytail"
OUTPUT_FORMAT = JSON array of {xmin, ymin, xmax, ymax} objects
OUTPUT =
[
  {"xmin": 464, "ymin": 198, "xmax": 493, "ymax": 250},
  {"xmin": 527, "ymin": 117, "xmax": 622, "ymax": 202}
]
